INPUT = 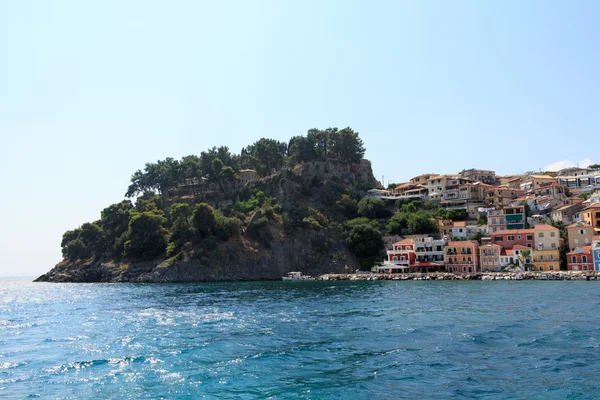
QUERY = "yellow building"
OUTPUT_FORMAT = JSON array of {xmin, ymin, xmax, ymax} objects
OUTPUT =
[
  {"xmin": 479, "ymin": 243, "xmax": 502, "ymax": 272},
  {"xmin": 532, "ymin": 224, "xmax": 560, "ymax": 271},
  {"xmin": 581, "ymin": 204, "xmax": 600, "ymax": 234}
]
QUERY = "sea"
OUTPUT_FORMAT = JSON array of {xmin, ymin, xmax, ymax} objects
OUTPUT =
[{"xmin": 1, "ymin": 278, "xmax": 600, "ymax": 399}]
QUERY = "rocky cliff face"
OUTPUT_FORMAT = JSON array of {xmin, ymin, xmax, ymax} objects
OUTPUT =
[
  {"xmin": 35, "ymin": 230, "xmax": 357, "ymax": 283},
  {"xmin": 36, "ymin": 159, "xmax": 377, "ymax": 283}
]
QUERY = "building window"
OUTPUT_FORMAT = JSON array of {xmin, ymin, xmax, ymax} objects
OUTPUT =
[
  {"xmin": 572, "ymin": 256, "xmax": 577, "ymax": 263},
  {"xmin": 538, "ymin": 233, "xmax": 544, "ymax": 238},
  {"xmin": 527, "ymin": 235, "xmax": 533, "ymax": 241},
  {"xmin": 583, "ymin": 256, "xmax": 587, "ymax": 263},
  {"xmin": 550, "ymin": 265, "xmax": 554, "ymax": 270},
  {"xmin": 518, "ymin": 235, "xmax": 521, "ymax": 240},
  {"xmin": 508, "ymin": 235, "xmax": 514, "ymax": 241},
  {"xmin": 550, "ymin": 232, "xmax": 555, "ymax": 237},
  {"xmin": 551, "ymin": 243, "xmax": 556, "ymax": 249}
]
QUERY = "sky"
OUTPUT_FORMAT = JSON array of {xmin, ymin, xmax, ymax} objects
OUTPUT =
[{"xmin": 1, "ymin": 0, "xmax": 599, "ymax": 277}]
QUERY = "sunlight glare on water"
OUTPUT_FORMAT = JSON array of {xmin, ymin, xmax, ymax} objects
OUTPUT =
[{"xmin": 1, "ymin": 278, "xmax": 600, "ymax": 399}]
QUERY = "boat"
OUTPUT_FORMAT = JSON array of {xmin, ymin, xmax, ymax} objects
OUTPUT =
[{"xmin": 282, "ymin": 271, "xmax": 312, "ymax": 281}]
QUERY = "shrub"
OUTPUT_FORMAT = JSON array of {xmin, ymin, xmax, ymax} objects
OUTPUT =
[{"xmin": 214, "ymin": 212, "xmax": 241, "ymax": 240}]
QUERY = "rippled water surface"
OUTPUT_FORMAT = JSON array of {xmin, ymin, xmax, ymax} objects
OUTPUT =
[{"xmin": 2, "ymin": 278, "xmax": 600, "ymax": 399}]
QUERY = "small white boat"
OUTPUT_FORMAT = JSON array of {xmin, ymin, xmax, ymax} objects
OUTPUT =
[{"xmin": 282, "ymin": 271, "xmax": 312, "ymax": 281}]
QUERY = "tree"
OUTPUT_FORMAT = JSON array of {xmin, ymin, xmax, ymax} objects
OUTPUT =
[
  {"xmin": 588, "ymin": 163, "xmax": 600, "ymax": 171},
  {"xmin": 79, "ymin": 222, "xmax": 105, "ymax": 254},
  {"xmin": 123, "ymin": 211, "xmax": 169, "ymax": 260},
  {"xmin": 242, "ymin": 138, "xmax": 287, "ymax": 176},
  {"xmin": 357, "ymin": 197, "xmax": 392, "ymax": 219},
  {"xmin": 192, "ymin": 203, "xmax": 216, "ymax": 237},
  {"xmin": 200, "ymin": 146, "xmax": 238, "ymax": 180},
  {"xmin": 345, "ymin": 222, "xmax": 384, "ymax": 270},
  {"xmin": 386, "ymin": 213, "xmax": 408, "ymax": 234},
  {"xmin": 288, "ymin": 135, "xmax": 316, "ymax": 164},
  {"xmin": 169, "ymin": 203, "xmax": 193, "ymax": 245},
  {"xmin": 220, "ymin": 165, "xmax": 239, "ymax": 187},
  {"xmin": 345, "ymin": 217, "xmax": 379, "ymax": 231},
  {"xmin": 523, "ymin": 201, "xmax": 532, "ymax": 228},
  {"xmin": 519, "ymin": 249, "xmax": 533, "ymax": 271},
  {"xmin": 579, "ymin": 192, "xmax": 591, "ymax": 200},
  {"xmin": 477, "ymin": 214, "xmax": 488, "ymax": 226},
  {"xmin": 209, "ymin": 158, "xmax": 240, "ymax": 191},
  {"xmin": 99, "ymin": 200, "xmax": 134, "ymax": 257},
  {"xmin": 337, "ymin": 194, "xmax": 358, "ymax": 219},
  {"xmin": 406, "ymin": 210, "xmax": 437, "ymax": 234},
  {"xmin": 329, "ymin": 127, "xmax": 365, "ymax": 163},
  {"xmin": 61, "ymin": 229, "xmax": 82, "ymax": 256},
  {"xmin": 125, "ymin": 158, "xmax": 181, "ymax": 198},
  {"xmin": 468, "ymin": 231, "xmax": 485, "ymax": 244}
]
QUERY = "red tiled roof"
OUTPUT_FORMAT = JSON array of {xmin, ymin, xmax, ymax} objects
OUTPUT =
[
  {"xmin": 491, "ymin": 228, "xmax": 534, "ymax": 236},
  {"xmin": 393, "ymin": 239, "xmax": 414, "ymax": 246},
  {"xmin": 567, "ymin": 246, "xmax": 592, "ymax": 256},
  {"xmin": 534, "ymin": 224, "xmax": 559, "ymax": 231},
  {"xmin": 453, "ymin": 221, "xmax": 467, "ymax": 227},
  {"xmin": 446, "ymin": 241, "xmax": 478, "ymax": 247}
]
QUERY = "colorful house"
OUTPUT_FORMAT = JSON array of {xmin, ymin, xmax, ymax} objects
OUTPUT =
[
  {"xmin": 513, "ymin": 245, "xmax": 533, "ymax": 269},
  {"xmin": 439, "ymin": 219, "xmax": 453, "ymax": 239},
  {"xmin": 379, "ymin": 239, "xmax": 416, "ymax": 273},
  {"xmin": 451, "ymin": 221, "xmax": 467, "ymax": 239},
  {"xmin": 504, "ymin": 205, "xmax": 526, "ymax": 230},
  {"xmin": 445, "ymin": 241, "xmax": 479, "ymax": 273},
  {"xmin": 567, "ymin": 246, "xmax": 593, "ymax": 271},
  {"xmin": 581, "ymin": 204, "xmax": 600, "ymax": 234},
  {"xmin": 532, "ymin": 224, "xmax": 560, "ymax": 272},
  {"xmin": 499, "ymin": 249, "xmax": 516, "ymax": 269},
  {"xmin": 491, "ymin": 228, "xmax": 535, "ymax": 249},
  {"xmin": 566, "ymin": 221, "xmax": 593, "ymax": 252},
  {"xmin": 412, "ymin": 235, "xmax": 446, "ymax": 269},
  {"xmin": 479, "ymin": 243, "xmax": 503, "ymax": 272},
  {"xmin": 593, "ymin": 236, "xmax": 600, "ymax": 271}
]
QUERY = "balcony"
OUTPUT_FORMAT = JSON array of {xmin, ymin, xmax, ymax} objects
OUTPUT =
[
  {"xmin": 389, "ymin": 260, "xmax": 410, "ymax": 266},
  {"xmin": 388, "ymin": 250, "xmax": 411, "ymax": 256},
  {"xmin": 505, "ymin": 214, "xmax": 523, "ymax": 221}
]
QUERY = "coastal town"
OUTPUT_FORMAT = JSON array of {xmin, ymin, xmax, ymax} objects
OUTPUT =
[{"xmin": 368, "ymin": 167, "xmax": 600, "ymax": 274}]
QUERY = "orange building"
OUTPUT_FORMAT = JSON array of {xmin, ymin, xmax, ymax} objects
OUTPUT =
[{"xmin": 445, "ymin": 241, "xmax": 479, "ymax": 273}]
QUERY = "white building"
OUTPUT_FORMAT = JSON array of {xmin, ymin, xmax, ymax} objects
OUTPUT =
[{"xmin": 412, "ymin": 235, "xmax": 446, "ymax": 267}]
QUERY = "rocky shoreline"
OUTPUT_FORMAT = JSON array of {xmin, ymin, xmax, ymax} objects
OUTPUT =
[{"xmin": 316, "ymin": 271, "xmax": 600, "ymax": 281}]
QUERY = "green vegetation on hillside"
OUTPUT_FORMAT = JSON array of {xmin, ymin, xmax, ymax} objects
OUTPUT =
[{"xmin": 61, "ymin": 127, "xmax": 377, "ymax": 269}]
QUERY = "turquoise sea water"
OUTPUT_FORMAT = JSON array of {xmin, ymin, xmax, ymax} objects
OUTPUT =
[{"xmin": 1, "ymin": 278, "xmax": 600, "ymax": 399}]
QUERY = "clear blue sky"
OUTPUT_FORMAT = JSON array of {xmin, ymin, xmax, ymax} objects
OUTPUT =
[{"xmin": 1, "ymin": 0, "xmax": 598, "ymax": 277}]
